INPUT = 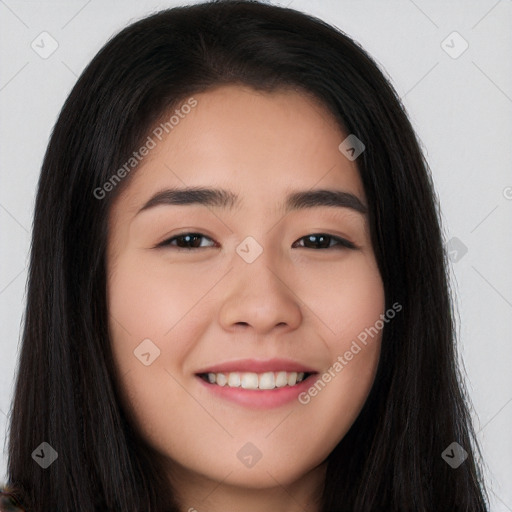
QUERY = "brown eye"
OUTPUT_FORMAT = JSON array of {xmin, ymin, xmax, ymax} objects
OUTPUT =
[
  {"xmin": 158, "ymin": 233, "xmax": 216, "ymax": 250},
  {"xmin": 292, "ymin": 234, "xmax": 356, "ymax": 250}
]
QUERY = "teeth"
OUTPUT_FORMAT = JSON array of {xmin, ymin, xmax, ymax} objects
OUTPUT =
[
  {"xmin": 204, "ymin": 371, "xmax": 308, "ymax": 390},
  {"xmin": 258, "ymin": 372, "xmax": 275, "ymax": 390},
  {"xmin": 275, "ymin": 371, "xmax": 288, "ymax": 388},
  {"xmin": 241, "ymin": 372, "xmax": 259, "ymax": 389},
  {"xmin": 228, "ymin": 372, "xmax": 241, "ymax": 387}
]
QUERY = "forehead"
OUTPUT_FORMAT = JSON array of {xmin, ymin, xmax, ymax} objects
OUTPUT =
[{"xmin": 112, "ymin": 84, "xmax": 366, "ymax": 216}]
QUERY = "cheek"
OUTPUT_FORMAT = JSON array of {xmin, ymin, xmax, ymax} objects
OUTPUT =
[
  {"xmin": 295, "ymin": 251, "xmax": 385, "ymax": 337},
  {"xmin": 106, "ymin": 252, "xmax": 219, "ymax": 416},
  {"xmin": 107, "ymin": 251, "xmax": 224, "ymax": 353},
  {"xmin": 289, "ymin": 253, "xmax": 385, "ymax": 443},
  {"xmin": 106, "ymin": 253, "xmax": 225, "ymax": 456},
  {"xmin": 109, "ymin": 254, "xmax": 186, "ymax": 335}
]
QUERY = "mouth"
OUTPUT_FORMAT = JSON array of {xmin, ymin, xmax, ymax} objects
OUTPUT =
[
  {"xmin": 194, "ymin": 359, "xmax": 319, "ymax": 409},
  {"xmin": 197, "ymin": 370, "xmax": 315, "ymax": 390}
]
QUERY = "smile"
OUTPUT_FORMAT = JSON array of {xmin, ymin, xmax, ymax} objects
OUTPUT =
[{"xmin": 199, "ymin": 371, "xmax": 311, "ymax": 390}]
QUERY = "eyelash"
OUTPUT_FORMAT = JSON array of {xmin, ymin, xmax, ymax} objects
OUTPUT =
[{"xmin": 156, "ymin": 232, "xmax": 357, "ymax": 251}]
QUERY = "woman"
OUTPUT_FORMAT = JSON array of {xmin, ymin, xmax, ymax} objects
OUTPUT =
[{"xmin": 2, "ymin": 1, "xmax": 488, "ymax": 510}]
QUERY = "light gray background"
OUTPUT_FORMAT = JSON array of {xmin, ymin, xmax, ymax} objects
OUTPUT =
[{"xmin": 1, "ymin": 0, "xmax": 511, "ymax": 510}]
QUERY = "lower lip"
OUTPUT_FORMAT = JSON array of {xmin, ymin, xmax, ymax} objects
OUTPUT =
[{"xmin": 196, "ymin": 375, "xmax": 316, "ymax": 409}]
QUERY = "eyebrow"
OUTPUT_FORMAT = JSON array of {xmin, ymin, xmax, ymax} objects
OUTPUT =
[{"xmin": 136, "ymin": 186, "xmax": 368, "ymax": 216}]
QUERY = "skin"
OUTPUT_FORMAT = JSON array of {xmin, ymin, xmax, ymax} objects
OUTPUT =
[{"xmin": 106, "ymin": 85, "xmax": 385, "ymax": 512}]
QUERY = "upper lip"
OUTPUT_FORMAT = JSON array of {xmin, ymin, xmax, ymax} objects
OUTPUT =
[{"xmin": 195, "ymin": 358, "xmax": 318, "ymax": 375}]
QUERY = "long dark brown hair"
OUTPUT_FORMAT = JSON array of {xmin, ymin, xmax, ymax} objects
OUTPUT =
[{"xmin": 5, "ymin": 1, "xmax": 488, "ymax": 510}]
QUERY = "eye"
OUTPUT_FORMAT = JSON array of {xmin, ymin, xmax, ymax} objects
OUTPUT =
[
  {"xmin": 292, "ymin": 233, "xmax": 357, "ymax": 250},
  {"xmin": 157, "ymin": 232, "xmax": 217, "ymax": 250}
]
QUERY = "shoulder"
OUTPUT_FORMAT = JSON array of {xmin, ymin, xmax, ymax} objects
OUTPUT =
[{"xmin": 0, "ymin": 486, "xmax": 26, "ymax": 512}]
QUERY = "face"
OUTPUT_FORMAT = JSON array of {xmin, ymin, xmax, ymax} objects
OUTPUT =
[{"xmin": 106, "ymin": 85, "xmax": 385, "ymax": 497}]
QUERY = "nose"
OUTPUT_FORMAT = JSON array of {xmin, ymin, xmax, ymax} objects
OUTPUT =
[{"xmin": 217, "ymin": 245, "xmax": 302, "ymax": 336}]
